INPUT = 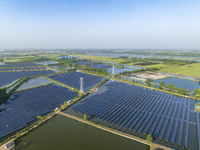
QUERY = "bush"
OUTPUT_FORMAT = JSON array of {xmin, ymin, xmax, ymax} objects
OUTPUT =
[
  {"xmin": 159, "ymin": 81, "xmax": 165, "ymax": 89},
  {"xmin": 84, "ymin": 114, "xmax": 88, "ymax": 120},
  {"xmin": 147, "ymin": 134, "xmax": 153, "ymax": 142}
]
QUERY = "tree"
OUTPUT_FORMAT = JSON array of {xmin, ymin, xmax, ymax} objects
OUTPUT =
[
  {"xmin": 146, "ymin": 78, "xmax": 152, "ymax": 83},
  {"xmin": 84, "ymin": 114, "xmax": 88, "ymax": 120},
  {"xmin": 147, "ymin": 134, "xmax": 153, "ymax": 142},
  {"xmin": 194, "ymin": 88, "xmax": 200, "ymax": 95},
  {"xmin": 152, "ymin": 83, "xmax": 156, "ymax": 88},
  {"xmin": 159, "ymin": 81, "xmax": 165, "ymax": 89},
  {"xmin": 132, "ymin": 80, "xmax": 135, "ymax": 83},
  {"xmin": 146, "ymin": 78, "xmax": 152, "ymax": 86}
]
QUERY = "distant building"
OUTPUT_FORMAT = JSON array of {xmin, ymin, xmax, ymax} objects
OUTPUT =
[{"xmin": 59, "ymin": 56, "xmax": 77, "ymax": 58}]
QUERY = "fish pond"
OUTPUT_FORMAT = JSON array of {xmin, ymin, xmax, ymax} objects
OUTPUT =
[
  {"xmin": 15, "ymin": 115, "xmax": 150, "ymax": 150},
  {"xmin": 16, "ymin": 77, "xmax": 52, "ymax": 91},
  {"xmin": 106, "ymin": 67, "xmax": 133, "ymax": 74},
  {"xmin": 152, "ymin": 77, "xmax": 200, "ymax": 92}
]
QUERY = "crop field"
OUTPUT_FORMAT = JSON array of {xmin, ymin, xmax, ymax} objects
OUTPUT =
[
  {"xmin": 0, "ymin": 84, "xmax": 78, "ymax": 138},
  {"xmin": 71, "ymin": 81, "xmax": 198, "ymax": 149},
  {"xmin": 0, "ymin": 70, "xmax": 55, "ymax": 87},
  {"xmin": 87, "ymin": 64, "xmax": 112, "ymax": 69},
  {"xmin": 159, "ymin": 63, "xmax": 200, "ymax": 78},
  {"xmin": 48, "ymin": 72, "xmax": 104, "ymax": 91}
]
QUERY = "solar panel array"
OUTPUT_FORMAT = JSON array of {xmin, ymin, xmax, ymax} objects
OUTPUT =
[
  {"xmin": 0, "ymin": 84, "xmax": 78, "ymax": 138},
  {"xmin": 197, "ymin": 112, "xmax": 200, "ymax": 150},
  {"xmin": 87, "ymin": 64, "xmax": 112, "ymax": 69},
  {"xmin": 0, "ymin": 63, "xmax": 42, "ymax": 68},
  {"xmin": 71, "ymin": 81, "xmax": 196, "ymax": 148},
  {"xmin": 0, "ymin": 67, "xmax": 47, "ymax": 71},
  {"xmin": 0, "ymin": 70, "xmax": 55, "ymax": 87},
  {"xmin": 48, "ymin": 72, "xmax": 104, "ymax": 91}
]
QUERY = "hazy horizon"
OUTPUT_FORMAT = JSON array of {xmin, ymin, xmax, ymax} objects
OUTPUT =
[{"xmin": 1, "ymin": 0, "xmax": 200, "ymax": 49}]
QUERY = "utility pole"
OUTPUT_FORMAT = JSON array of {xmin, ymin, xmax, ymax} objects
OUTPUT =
[{"xmin": 80, "ymin": 77, "xmax": 84, "ymax": 93}]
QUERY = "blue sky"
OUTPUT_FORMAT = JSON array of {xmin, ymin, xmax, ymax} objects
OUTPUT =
[{"xmin": 0, "ymin": 0, "xmax": 200, "ymax": 49}]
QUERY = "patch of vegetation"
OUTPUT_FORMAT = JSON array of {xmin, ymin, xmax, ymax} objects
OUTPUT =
[
  {"xmin": 135, "ymin": 62, "xmax": 158, "ymax": 66},
  {"xmin": 19, "ymin": 56, "xmax": 50, "ymax": 62},
  {"xmin": 84, "ymin": 114, "xmax": 88, "ymax": 120},
  {"xmin": 147, "ymin": 134, "xmax": 153, "ymax": 142},
  {"xmin": 0, "ymin": 88, "xmax": 10, "ymax": 105},
  {"xmin": 74, "ymin": 63, "xmax": 108, "ymax": 76},
  {"xmin": 158, "ymin": 81, "xmax": 190, "ymax": 95},
  {"xmin": 146, "ymin": 78, "xmax": 152, "ymax": 86}
]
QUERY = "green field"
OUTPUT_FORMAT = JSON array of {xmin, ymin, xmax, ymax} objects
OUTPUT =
[
  {"xmin": 74, "ymin": 54, "xmax": 200, "ymax": 78},
  {"xmin": 160, "ymin": 63, "xmax": 200, "ymax": 78}
]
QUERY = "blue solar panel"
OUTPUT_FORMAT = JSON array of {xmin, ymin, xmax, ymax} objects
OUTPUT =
[
  {"xmin": 165, "ymin": 101, "xmax": 179, "ymax": 142},
  {"xmin": 0, "ymin": 70, "xmax": 55, "ymax": 87},
  {"xmin": 185, "ymin": 100, "xmax": 190, "ymax": 148},
  {"xmin": 48, "ymin": 72, "xmax": 104, "ymax": 92},
  {"xmin": 70, "ymin": 81, "xmax": 195, "ymax": 148},
  {"xmin": 0, "ymin": 84, "xmax": 78, "ymax": 138},
  {"xmin": 177, "ymin": 99, "xmax": 186, "ymax": 146}
]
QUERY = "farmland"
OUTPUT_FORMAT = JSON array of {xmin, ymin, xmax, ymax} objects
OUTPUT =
[
  {"xmin": 0, "ymin": 70, "xmax": 55, "ymax": 87},
  {"xmin": 73, "ymin": 54, "xmax": 200, "ymax": 78},
  {"xmin": 70, "ymin": 81, "xmax": 197, "ymax": 150},
  {"xmin": 48, "ymin": 72, "xmax": 105, "ymax": 92},
  {"xmin": 0, "ymin": 84, "xmax": 78, "ymax": 139},
  {"xmin": 0, "ymin": 50, "xmax": 200, "ymax": 150}
]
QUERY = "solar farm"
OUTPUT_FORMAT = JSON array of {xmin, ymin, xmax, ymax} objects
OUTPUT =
[
  {"xmin": 76, "ymin": 61, "xmax": 94, "ymax": 65},
  {"xmin": 0, "ymin": 67, "xmax": 47, "ymax": 71},
  {"xmin": 0, "ymin": 63, "xmax": 42, "ymax": 68},
  {"xmin": 70, "ymin": 81, "xmax": 198, "ymax": 150},
  {"xmin": 87, "ymin": 64, "xmax": 112, "ymax": 69},
  {"xmin": 0, "ymin": 70, "xmax": 55, "ymax": 87},
  {"xmin": 0, "ymin": 84, "xmax": 78, "ymax": 139},
  {"xmin": 48, "ymin": 72, "xmax": 104, "ymax": 91}
]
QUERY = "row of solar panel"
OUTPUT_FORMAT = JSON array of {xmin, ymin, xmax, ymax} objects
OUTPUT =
[{"xmin": 71, "ymin": 81, "xmax": 191, "ymax": 147}]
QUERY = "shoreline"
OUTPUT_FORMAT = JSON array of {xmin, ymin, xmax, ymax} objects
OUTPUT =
[{"xmin": 58, "ymin": 111, "xmax": 172, "ymax": 150}]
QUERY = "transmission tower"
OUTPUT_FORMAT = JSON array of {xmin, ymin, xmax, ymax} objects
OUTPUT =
[
  {"xmin": 112, "ymin": 65, "xmax": 115, "ymax": 75},
  {"xmin": 80, "ymin": 77, "xmax": 84, "ymax": 93}
]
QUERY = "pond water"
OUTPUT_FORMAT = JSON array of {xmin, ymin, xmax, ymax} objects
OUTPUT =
[
  {"xmin": 106, "ymin": 67, "xmax": 133, "ymax": 74},
  {"xmin": 97, "ymin": 61, "xmax": 145, "ymax": 70},
  {"xmin": 15, "ymin": 115, "xmax": 149, "ymax": 150},
  {"xmin": 157, "ymin": 72, "xmax": 196, "ymax": 80},
  {"xmin": 16, "ymin": 77, "xmax": 52, "ymax": 91},
  {"xmin": 152, "ymin": 77, "xmax": 200, "ymax": 91},
  {"xmin": 0, "ymin": 79, "xmax": 18, "ymax": 89}
]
